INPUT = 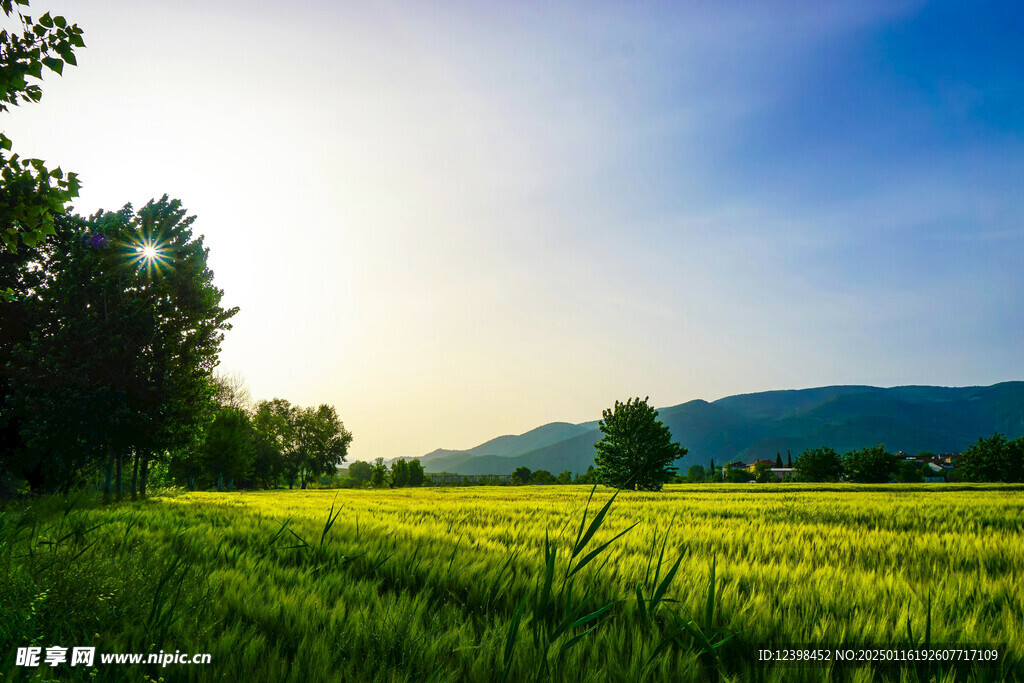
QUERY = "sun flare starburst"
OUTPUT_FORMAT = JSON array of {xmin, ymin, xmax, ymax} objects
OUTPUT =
[{"xmin": 127, "ymin": 237, "xmax": 171, "ymax": 274}]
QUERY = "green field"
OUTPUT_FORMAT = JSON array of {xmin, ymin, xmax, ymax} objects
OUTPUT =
[{"xmin": 3, "ymin": 484, "xmax": 1022, "ymax": 682}]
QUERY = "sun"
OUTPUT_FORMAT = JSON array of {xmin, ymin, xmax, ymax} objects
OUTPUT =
[{"xmin": 128, "ymin": 238, "xmax": 171, "ymax": 273}]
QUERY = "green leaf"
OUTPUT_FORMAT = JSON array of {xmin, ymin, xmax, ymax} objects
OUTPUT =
[
  {"xmin": 567, "ymin": 521, "xmax": 638, "ymax": 579},
  {"xmin": 42, "ymin": 57, "xmax": 63, "ymax": 75},
  {"xmin": 57, "ymin": 46, "xmax": 76, "ymax": 66},
  {"xmin": 38, "ymin": 11, "xmax": 52, "ymax": 27},
  {"xmin": 53, "ymin": 15, "xmax": 66, "ymax": 28},
  {"xmin": 501, "ymin": 595, "xmax": 527, "ymax": 683},
  {"xmin": 572, "ymin": 488, "xmax": 621, "ymax": 558},
  {"xmin": 649, "ymin": 550, "xmax": 685, "ymax": 614},
  {"xmin": 635, "ymin": 584, "xmax": 648, "ymax": 625}
]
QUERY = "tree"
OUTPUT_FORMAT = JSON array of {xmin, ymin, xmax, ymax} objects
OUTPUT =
[
  {"xmin": 1, "ymin": 0, "xmax": 85, "ymax": 293},
  {"xmin": 725, "ymin": 465, "xmax": 754, "ymax": 483},
  {"xmin": 775, "ymin": 452, "xmax": 783, "ymax": 467},
  {"xmin": 555, "ymin": 469, "xmax": 573, "ymax": 485},
  {"xmin": 200, "ymin": 408, "xmax": 254, "ymax": 490},
  {"xmin": 842, "ymin": 445, "xmax": 896, "ymax": 483},
  {"xmin": 512, "ymin": 466, "xmax": 532, "ymax": 485},
  {"xmin": 787, "ymin": 450, "xmax": 792, "ymax": 467},
  {"xmin": 686, "ymin": 464, "xmax": 705, "ymax": 483},
  {"xmin": 794, "ymin": 447, "xmax": 843, "ymax": 482},
  {"xmin": 370, "ymin": 457, "xmax": 387, "ymax": 488},
  {"xmin": 211, "ymin": 372, "xmax": 252, "ymax": 412},
  {"xmin": 574, "ymin": 465, "xmax": 596, "ymax": 485},
  {"xmin": 531, "ymin": 469, "xmax": 555, "ymax": 485},
  {"xmin": 753, "ymin": 461, "xmax": 773, "ymax": 483},
  {"xmin": 348, "ymin": 460, "xmax": 372, "ymax": 483},
  {"xmin": 894, "ymin": 460, "xmax": 926, "ymax": 483},
  {"xmin": 958, "ymin": 433, "xmax": 1023, "ymax": 483},
  {"xmin": 5, "ymin": 199, "xmax": 237, "ymax": 495},
  {"xmin": 249, "ymin": 398, "xmax": 294, "ymax": 489},
  {"xmin": 593, "ymin": 397, "xmax": 686, "ymax": 491},
  {"xmin": 390, "ymin": 458, "xmax": 410, "ymax": 487},
  {"xmin": 293, "ymin": 404, "xmax": 352, "ymax": 489},
  {"xmin": 407, "ymin": 459, "xmax": 425, "ymax": 487}
]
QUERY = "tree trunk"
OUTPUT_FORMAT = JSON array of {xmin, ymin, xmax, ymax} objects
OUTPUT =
[
  {"xmin": 115, "ymin": 452, "xmax": 123, "ymax": 501},
  {"xmin": 103, "ymin": 445, "xmax": 114, "ymax": 503},
  {"xmin": 139, "ymin": 455, "xmax": 149, "ymax": 497},
  {"xmin": 130, "ymin": 450, "xmax": 139, "ymax": 500}
]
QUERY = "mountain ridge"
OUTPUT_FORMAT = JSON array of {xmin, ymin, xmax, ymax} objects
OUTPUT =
[{"xmin": 409, "ymin": 382, "xmax": 1024, "ymax": 475}]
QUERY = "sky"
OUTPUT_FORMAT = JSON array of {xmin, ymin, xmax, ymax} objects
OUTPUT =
[{"xmin": 4, "ymin": 1, "xmax": 1023, "ymax": 460}]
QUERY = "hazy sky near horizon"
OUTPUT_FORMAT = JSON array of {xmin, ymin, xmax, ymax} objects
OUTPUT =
[{"xmin": 4, "ymin": 1, "xmax": 1023, "ymax": 460}]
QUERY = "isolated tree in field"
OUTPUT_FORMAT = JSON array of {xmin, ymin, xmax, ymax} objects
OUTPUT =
[
  {"xmin": 686, "ymin": 464, "xmax": 705, "ymax": 483},
  {"xmin": 348, "ymin": 460, "xmax": 372, "ymax": 483},
  {"xmin": 512, "ymin": 466, "xmax": 532, "ymax": 485},
  {"xmin": 555, "ymin": 469, "xmax": 572, "ymax": 485},
  {"xmin": 593, "ymin": 397, "xmax": 686, "ymax": 491},
  {"xmin": 407, "ymin": 459, "xmax": 425, "ymax": 487},
  {"xmin": 390, "ymin": 458, "xmax": 410, "ymax": 487},
  {"xmin": 370, "ymin": 457, "xmax": 387, "ymax": 487},
  {"xmin": 842, "ymin": 445, "xmax": 896, "ymax": 483},
  {"xmin": 753, "ymin": 460, "xmax": 773, "ymax": 483},
  {"xmin": 794, "ymin": 447, "xmax": 843, "ymax": 482}
]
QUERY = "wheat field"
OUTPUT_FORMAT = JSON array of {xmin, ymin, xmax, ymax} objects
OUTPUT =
[{"xmin": 2, "ymin": 484, "xmax": 1022, "ymax": 682}]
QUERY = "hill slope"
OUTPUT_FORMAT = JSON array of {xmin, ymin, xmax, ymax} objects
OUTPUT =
[{"xmin": 419, "ymin": 382, "xmax": 1024, "ymax": 475}]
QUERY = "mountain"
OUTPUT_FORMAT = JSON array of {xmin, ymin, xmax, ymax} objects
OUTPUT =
[{"xmin": 417, "ymin": 382, "xmax": 1024, "ymax": 475}]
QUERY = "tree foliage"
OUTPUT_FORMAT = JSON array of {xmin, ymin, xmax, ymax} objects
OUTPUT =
[
  {"xmin": 794, "ymin": 447, "xmax": 843, "ymax": 483},
  {"xmin": 201, "ymin": 408, "xmax": 255, "ymax": 490},
  {"xmin": 842, "ymin": 445, "xmax": 896, "ymax": 483},
  {"xmin": 593, "ymin": 397, "xmax": 686, "ymax": 491},
  {"xmin": 370, "ymin": 457, "xmax": 387, "ymax": 488},
  {"xmin": 753, "ymin": 461, "xmax": 773, "ymax": 483},
  {"xmin": 512, "ymin": 466, "xmax": 532, "ymax": 485},
  {"xmin": 531, "ymin": 469, "xmax": 555, "ymax": 485},
  {"xmin": 407, "ymin": 459, "xmax": 425, "ymax": 487},
  {"xmin": 293, "ymin": 404, "xmax": 352, "ymax": 489},
  {"xmin": 390, "ymin": 458, "xmax": 410, "ymax": 487},
  {"xmin": 958, "ymin": 433, "xmax": 1024, "ymax": 483},
  {"xmin": 348, "ymin": 460, "xmax": 372, "ymax": 483},
  {"xmin": 4, "ymin": 198, "xmax": 236, "ymax": 494},
  {"xmin": 1, "ymin": 0, "xmax": 85, "ymax": 277}
]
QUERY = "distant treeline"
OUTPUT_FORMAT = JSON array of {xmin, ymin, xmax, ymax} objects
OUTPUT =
[
  {"xmin": 684, "ymin": 435, "xmax": 1024, "ymax": 484},
  {"xmin": 337, "ymin": 435, "xmax": 1024, "ymax": 489}
]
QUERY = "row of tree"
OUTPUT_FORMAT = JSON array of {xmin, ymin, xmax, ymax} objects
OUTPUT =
[
  {"xmin": 0, "ymin": 198, "xmax": 240, "ymax": 497},
  {"xmin": 170, "ymin": 385, "xmax": 353, "ymax": 491},
  {"xmin": 346, "ymin": 458, "xmax": 426, "ymax": 488},
  {"xmin": 780, "ymin": 434, "xmax": 1023, "ymax": 483}
]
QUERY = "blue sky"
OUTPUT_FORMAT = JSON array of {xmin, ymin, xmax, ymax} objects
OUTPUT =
[{"xmin": 4, "ymin": 0, "xmax": 1022, "ymax": 458}]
